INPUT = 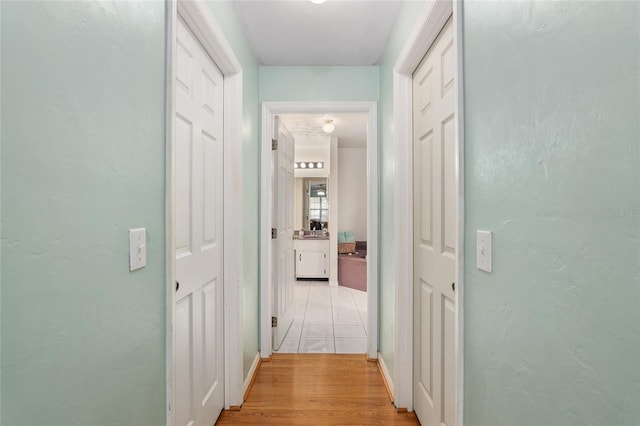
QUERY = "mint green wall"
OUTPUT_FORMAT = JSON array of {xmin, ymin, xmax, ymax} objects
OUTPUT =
[
  {"xmin": 205, "ymin": 0, "xmax": 261, "ymax": 382},
  {"xmin": 463, "ymin": 1, "xmax": 640, "ymax": 424},
  {"xmin": 1, "ymin": 2, "xmax": 166, "ymax": 424},
  {"xmin": 0, "ymin": 2, "xmax": 3, "ymax": 420},
  {"xmin": 260, "ymin": 66, "xmax": 379, "ymax": 101},
  {"xmin": 377, "ymin": 0, "xmax": 425, "ymax": 387}
]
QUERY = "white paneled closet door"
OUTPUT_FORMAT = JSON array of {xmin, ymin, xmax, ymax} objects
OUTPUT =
[
  {"xmin": 174, "ymin": 16, "xmax": 225, "ymax": 426},
  {"xmin": 412, "ymin": 17, "xmax": 457, "ymax": 426}
]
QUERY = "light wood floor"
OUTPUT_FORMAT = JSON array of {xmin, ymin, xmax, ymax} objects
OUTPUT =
[{"xmin": 216, "ymin": 354, "xmax": 419, "ymax": 425}]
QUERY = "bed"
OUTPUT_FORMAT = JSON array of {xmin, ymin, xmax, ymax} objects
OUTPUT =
[{"xmin": 337, "ymin": 241, "xmax": 367, "ymax": 292}]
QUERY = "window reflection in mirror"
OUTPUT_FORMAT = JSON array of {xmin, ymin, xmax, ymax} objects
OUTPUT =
[{"xmin": 298, "ymin": 178, "xmax": 328, "ymax": 231}]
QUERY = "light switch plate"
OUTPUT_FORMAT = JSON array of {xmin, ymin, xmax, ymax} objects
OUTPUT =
[
  {"xmin": 129, "ymin": 228, "xmax": 147, "ymax": 271},
  {"xmin": 476, "ymin": 230, "xmax": 492, "ymax": 273}
]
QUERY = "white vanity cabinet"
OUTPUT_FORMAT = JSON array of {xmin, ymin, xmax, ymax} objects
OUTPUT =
[{"xmin": 295, "ymin": 239, "xmax": 329, "ymax": 279}]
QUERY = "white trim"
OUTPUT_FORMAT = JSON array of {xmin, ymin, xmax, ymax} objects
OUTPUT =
[
  {"xmin": 242, "ymin": 352, "xmax": 261, "ymax": 397},
  {"xmin": 377, "ymin": 352, "xmax": 395, "ymax": 399},
  {"xmin": 453, "ymin": 2, "xmax": 466, "ymax": 423},
  {"xmin": 260, "ymin": 102, "xmax": 379, "ymax": 360},
  {"xmin": 393, "ymin": 0, "xmax": 464, "ymax": 417},
  {"xmin": 328, "ymin": 136, "xmax": 339, "ymax": 287},
  {"xmin": 259, "ymin": 106, "xmax": 273, "ymax": 358},
  {"xmin": 393, "ymin": 1, "xmax": 453, "ymax": 76},
  {"xmin": 392, "ymin": 70, "xmax": 413, "ymax": 412},
  {"xmin": 177, "ymin": 0, "xmax": 241, "ymax": 75},
  {"xmin": 365, "ymin": 103, "xmax": 379, "ymax": 360},
  {"xmin": 166, "ymin": 1, "xmax": 244, "ymax": 421},
  {"xmin": 165, "ymin": 2, "xmax": 177, "ymax": 424},
  {"xmin": 222, "ymin": 68, "xmax": 244, "ymax": 410}
]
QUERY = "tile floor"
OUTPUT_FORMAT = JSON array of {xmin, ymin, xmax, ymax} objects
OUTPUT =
[{"xmin": 274, "ymin": 281, "xmax": 368, "ymax": 354}]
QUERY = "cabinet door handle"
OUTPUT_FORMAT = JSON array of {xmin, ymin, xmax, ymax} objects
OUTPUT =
[{"xmin": 299, "ymin": 253, "xmax": 301, "ymax": 261}]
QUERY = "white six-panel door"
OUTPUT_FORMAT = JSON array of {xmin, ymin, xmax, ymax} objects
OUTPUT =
[
  {"xmin": 174, "ymin": 17, "xmax": 225, "ymax": 426},
  {"xmin": 272, "ymin": 117, "xmax": 296, "ymax": 350},
  {"xmin": 412, "ymin": 17, "xmax": 457, "ymax": 426}
]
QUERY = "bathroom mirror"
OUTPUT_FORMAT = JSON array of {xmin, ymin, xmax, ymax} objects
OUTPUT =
[{"xmin": 297, "ymin": 178, "xmax": 328, "ymax": 231}]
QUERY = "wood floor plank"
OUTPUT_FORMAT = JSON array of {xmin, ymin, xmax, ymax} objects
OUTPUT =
[{"xmin": 216, "ymin": 354, "xmax": 419, "ymax": 425}]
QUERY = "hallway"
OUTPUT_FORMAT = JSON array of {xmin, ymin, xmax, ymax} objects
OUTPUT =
[
  {"xmin": 2, "ymin": 1, "xmax": 638, "ymax": 425},
  {"xmin": 215, "ymin": 354, "xmax": 419, "ymax": 425}
]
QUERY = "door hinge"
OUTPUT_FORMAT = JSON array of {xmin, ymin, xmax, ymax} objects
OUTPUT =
[
  {"xmin": 271, "ymin": 316, "xmax": 278, "ymax": 327},
  {"xmin": 271, "ymin": 228, "xmax": 277, "ymax": 239},
  {"xmin": 272, "ymin": 138, "xmax": 278, "ymax": 150}
]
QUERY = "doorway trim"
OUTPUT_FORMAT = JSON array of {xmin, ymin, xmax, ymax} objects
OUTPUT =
[
  {"xmin": 393, "ymin": 0, "xmax": 465, "ymax": 417},
  {"xmin": 260, "ymin": 101, "xmax": 378, "ymax": 359},
  {"xmin": 165, "ymin": 0, "xmax": 244, "ymax": 422}
]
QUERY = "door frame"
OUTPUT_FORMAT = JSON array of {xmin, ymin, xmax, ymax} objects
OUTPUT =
[
  {"xmin": 260, "ymin": 101, "xmax": 379, "ymax": 359},
  {"xmin": 165, "ymin": 0, "xmax": 244, "ymax": 422},
  {"xmin": 393, "ymin": 0, "xmax": 465, "ymax": 417}
]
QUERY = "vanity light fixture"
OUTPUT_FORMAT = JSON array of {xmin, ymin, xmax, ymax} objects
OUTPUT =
[
  {"xmin": 294, "ymin": 162, "xmax": 324, "ymax": 169},
  {"xmin": 322, "ymin": 119, "xmax": 335, "ymax": 134}
]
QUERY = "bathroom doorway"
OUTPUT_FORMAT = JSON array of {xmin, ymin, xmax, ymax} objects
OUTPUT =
[
  {"xmin": 259, "ymin": 102, "xmax": 378, "ymax": 360},
  {"xmin": 277, "ymin": 112, "xmax": 369, "ymax": 354}
]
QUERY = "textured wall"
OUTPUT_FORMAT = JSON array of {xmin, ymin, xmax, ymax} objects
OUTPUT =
[
  {"xmin": 463, "ymin": 1, "xmax": 640, "ymax": 424},
  {"xmin": 206, "ymin": 0, "xmax": 261, "ymax": 383},
  {"xmin": 0, "ymin": 2, "xmax": 3, "ymax": 420},
  {"xmin": 1, "ymin": 2, "xmax": 166, "ymax": 424},
  {"xmin": 260, "ymin": 66, "xmax": 379, "ymax": 102}
]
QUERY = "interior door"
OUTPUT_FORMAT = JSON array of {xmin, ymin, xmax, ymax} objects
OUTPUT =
[
  {"xmin": 174, "ymin": 17, "xmax": 224, "ymax": 426},
  {"xmin": 412, "ymin": 17, "xmax": 457, "ymax": 426},
  {"xmin": 272, "ymin": 117, "xmax": 296, "ymax": 350}
]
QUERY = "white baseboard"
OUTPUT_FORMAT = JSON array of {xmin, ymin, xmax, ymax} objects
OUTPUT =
[
  {"xmin": 242, "ymin": 351, "xmax": 261, "ymax": 399},
  {"xmin": 377, "ymin": 351, "xmax": 395, "ymax": 399},
  {"xmin": 329, "ymin": 280, "xmax": 339, "ymax": 287}
]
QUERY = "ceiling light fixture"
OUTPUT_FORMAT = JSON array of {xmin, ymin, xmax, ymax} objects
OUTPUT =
[
  {"xmin": 309, "ymin": 0, "xmax": 327, "ymax": 3},
  {"xmin": 322, "ymin": 119, "xmax": 335, "ymax": 134}
]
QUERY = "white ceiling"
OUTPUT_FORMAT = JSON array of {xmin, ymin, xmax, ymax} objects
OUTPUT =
[
  {"xmin": 232, "ymin": 1, "xmax": 403, "ymax": 66},
  {"xmin": 280, "ymin": 113, "xmax": 368, "ymax": 148}
]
